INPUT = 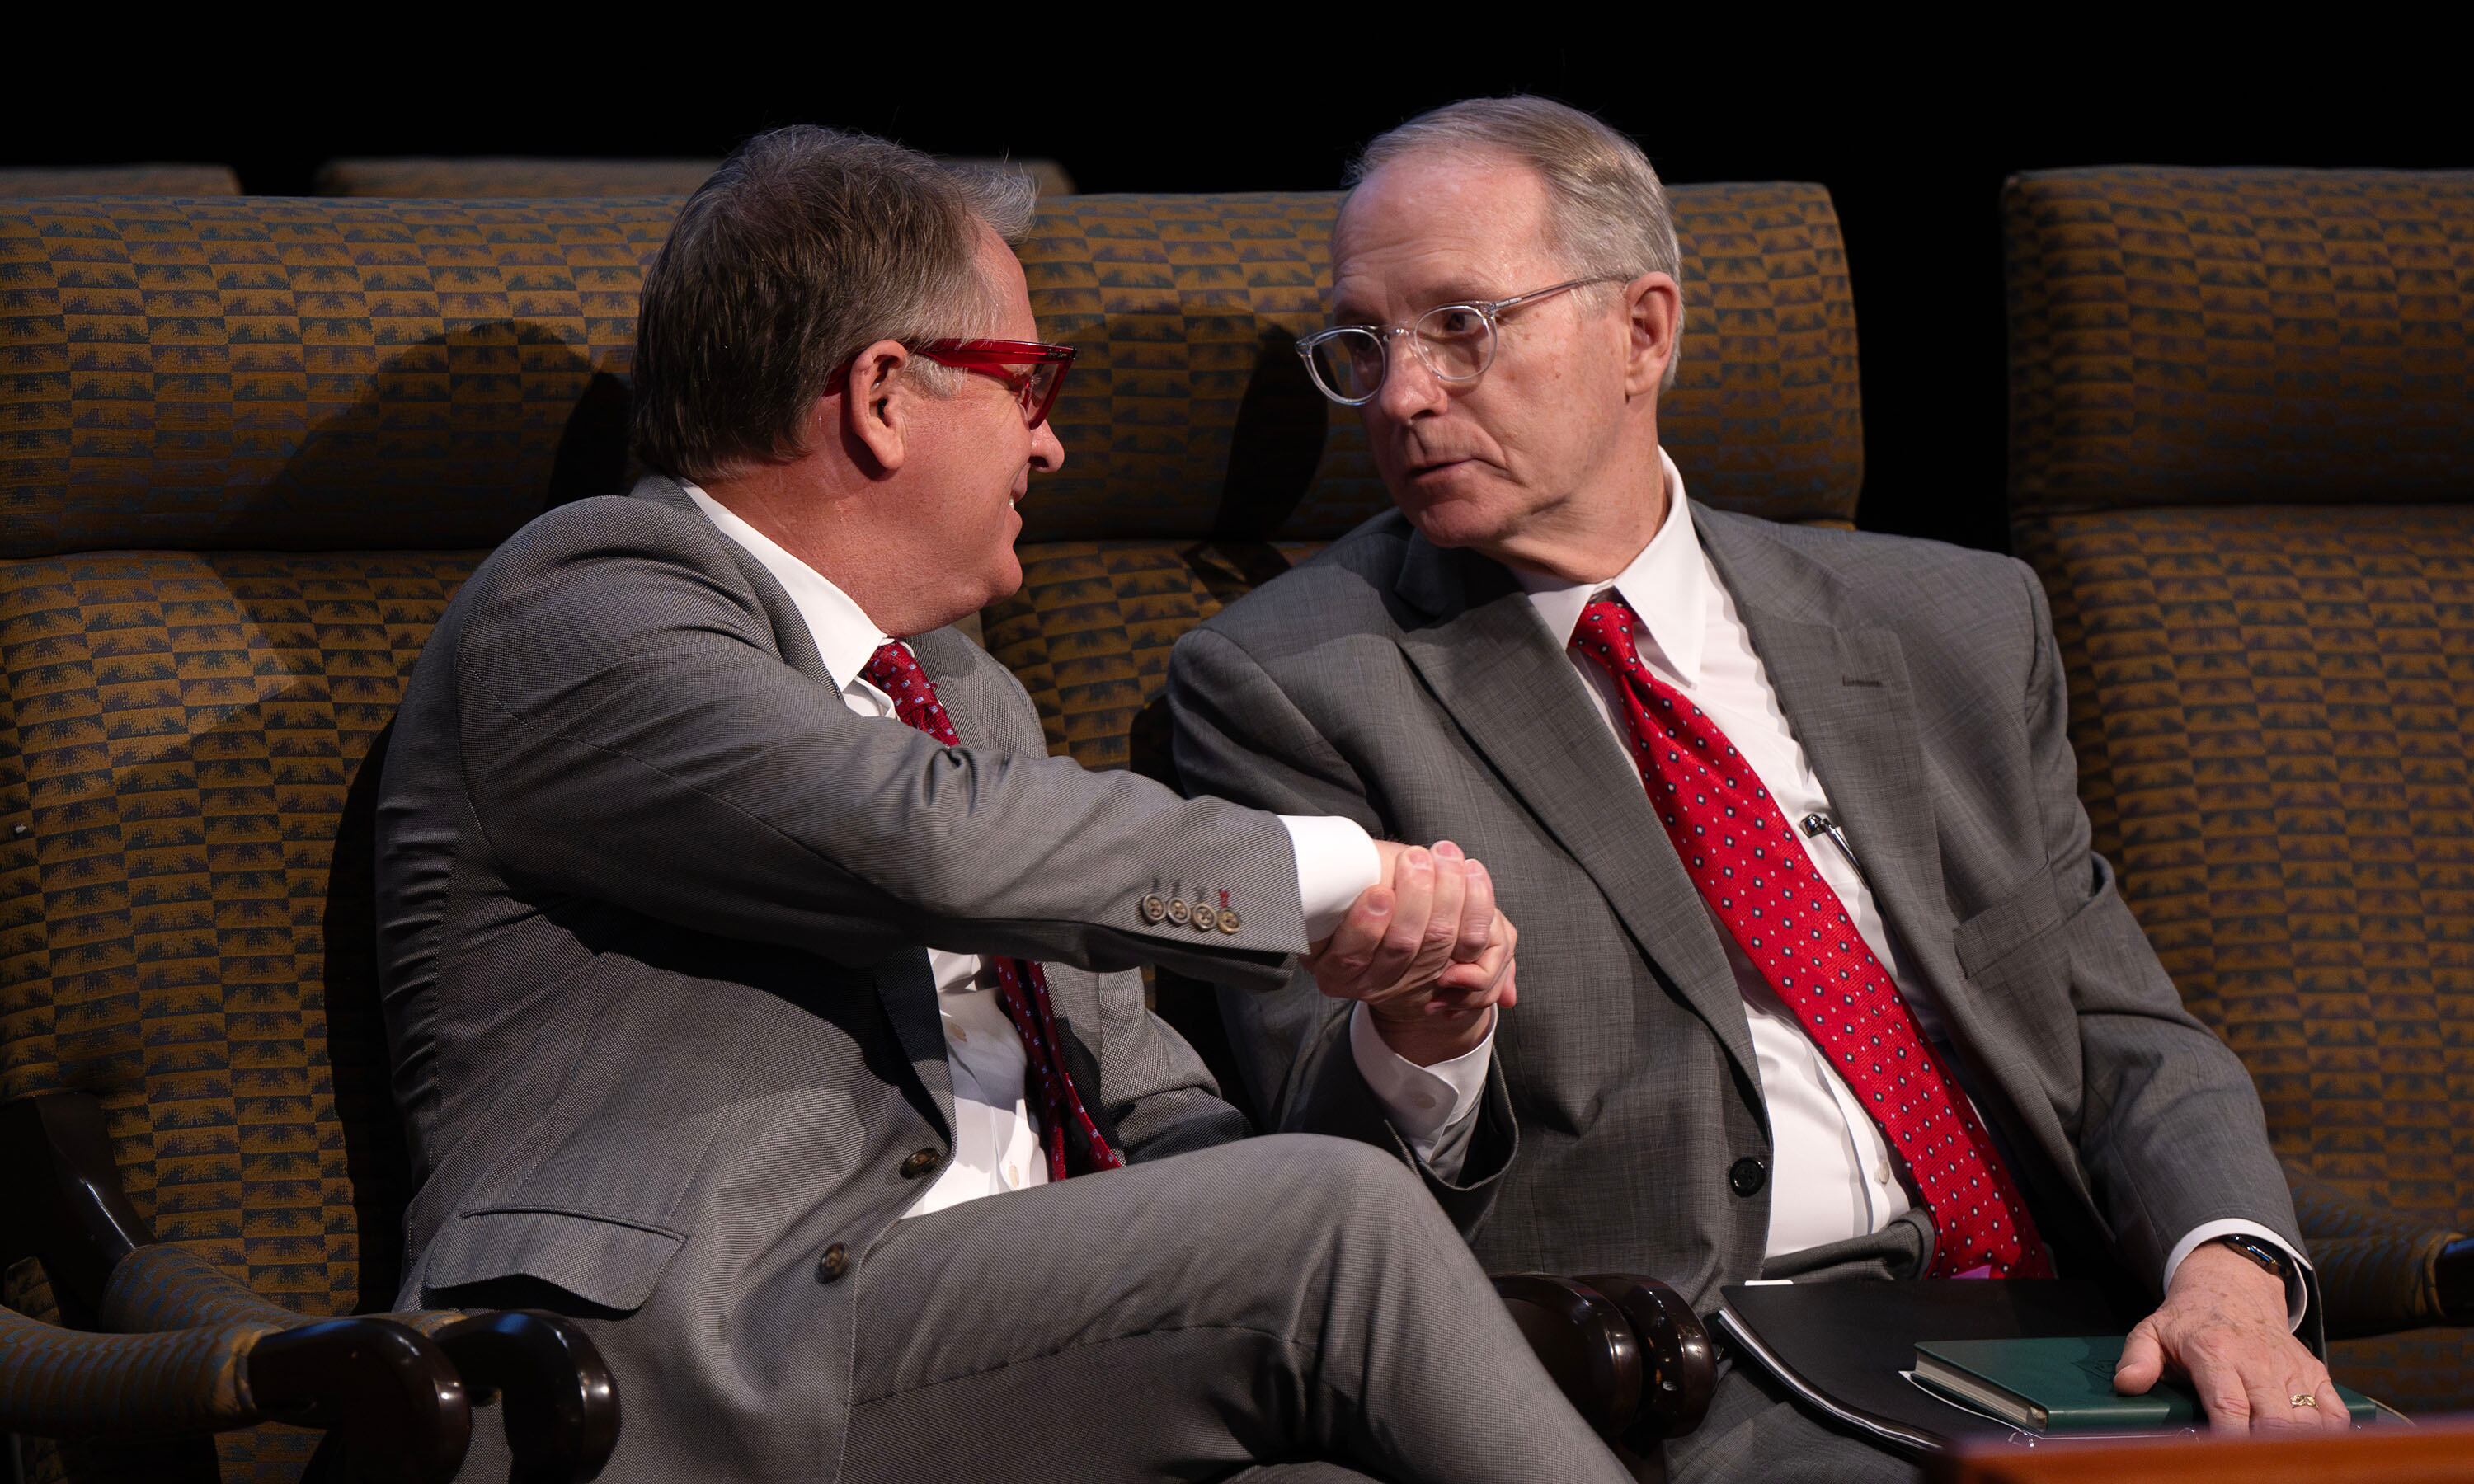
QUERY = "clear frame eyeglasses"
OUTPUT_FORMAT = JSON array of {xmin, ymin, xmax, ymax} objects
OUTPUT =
[{"xmin": 1295, "ymin": 277, "xmax": 1624, "ymax": 406}]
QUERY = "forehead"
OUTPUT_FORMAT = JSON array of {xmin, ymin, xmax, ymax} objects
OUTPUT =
[
  {"xmin": 974, "ymin": 223, "xmax": 1038, "ymax": 337},
  {"xmin": 1329, "ymin": 150, "xmax": 1561, "ymax": 313}
]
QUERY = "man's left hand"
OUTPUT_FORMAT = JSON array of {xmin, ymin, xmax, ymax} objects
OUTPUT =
[{"xmin": 2113, "ymin": 1242, "xmax": 2348, "ymax": 1435}]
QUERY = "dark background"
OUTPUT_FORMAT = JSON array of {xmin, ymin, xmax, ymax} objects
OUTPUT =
[{"xmin": 13, "ymin": 48, "xmax": 2464, "ymax": 555}]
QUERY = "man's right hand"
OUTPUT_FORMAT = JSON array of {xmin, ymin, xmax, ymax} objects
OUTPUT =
[{"xmin": 1305, "ymin": 841, "xmax": 1516, "ymax": 1066}]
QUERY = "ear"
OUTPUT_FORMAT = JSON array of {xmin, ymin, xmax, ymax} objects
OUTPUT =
[
  {"xmin": 840, "ymin": 339, "xmax": 914, "ymax": 473},
  {"xmin": 1620, "ymin": 271, "xmax": 1682, "ymax": 400}
]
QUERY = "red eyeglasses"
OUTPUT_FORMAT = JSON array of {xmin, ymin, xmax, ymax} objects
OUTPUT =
[{"xmin": 911, "ymin": 339, "xmax": 1077, "ymax": 429}]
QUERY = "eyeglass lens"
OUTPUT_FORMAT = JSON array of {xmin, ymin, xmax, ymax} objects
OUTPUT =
[
  {"xmin": 1023, "ymin": 360, "xmax": 1064, "ymax": 425},
  {"xmin": 1305, "ymin": 304, "xmax": 1496, "ymax": 403}
]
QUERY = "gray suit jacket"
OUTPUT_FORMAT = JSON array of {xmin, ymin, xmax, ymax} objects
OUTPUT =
[
  {"xmin": 376, "ymin": 474, "xmax": 1302, "ymax": 1482},
  {"xmin": 1168, "ymin": 505, "xmax": 2311, "ymax": 1326}
]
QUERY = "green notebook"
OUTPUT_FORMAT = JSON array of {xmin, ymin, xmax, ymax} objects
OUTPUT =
[{"xmin": 1913, "ymin": 1336, "xmax": 2378, "ymax": 1433}]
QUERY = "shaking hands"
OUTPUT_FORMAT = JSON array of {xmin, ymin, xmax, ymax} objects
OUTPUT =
[{"xmin": 1304, "ymin": 840, "xmax": 1517, "ymax": 1067}]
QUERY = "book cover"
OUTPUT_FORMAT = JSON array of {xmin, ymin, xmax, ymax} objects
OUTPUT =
[{"xmin": 1915, "ymin": 1336, "xmax": 2377, "ymax": 1433}]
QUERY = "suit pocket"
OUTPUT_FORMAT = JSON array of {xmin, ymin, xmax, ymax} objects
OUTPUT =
[
  {"xmin": 420, "ymin": 1205, "xmax": 688, "ymax": 1314},
  {"xmin": 1950, "ymin": 864, "xmax": 2070, "ymax": 981}
]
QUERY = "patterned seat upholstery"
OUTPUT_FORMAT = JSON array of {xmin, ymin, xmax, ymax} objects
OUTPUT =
[
  {"xmin": 314, "ymin": 156, "xmax": 1077, "ymax": 199},
  {"xmin": 0, "ymin": 167, "xmax": 241, "ymax": 198},
  {"xmin": 0, "ymin": 195, "xmax": 666, "ymax": 1483},
  {"xmin": 2006, "ymin": 165, "xmax": 2474, "ymax": 1412},
  {"xmin": 0, "ymin": 181, "xmax": 1859, "ymax": 1476}
]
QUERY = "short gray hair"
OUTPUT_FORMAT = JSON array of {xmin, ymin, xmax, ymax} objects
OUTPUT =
[
  {"xmin": 633, "ymin": 126, "xmax": 1042, "ymax": 481},
  {"xmin": 1348, "ymin": 96, "xmax": 1685, "ymax": 390}
]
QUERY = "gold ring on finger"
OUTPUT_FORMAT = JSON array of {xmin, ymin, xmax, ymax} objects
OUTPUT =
[{"xmin": 2289, "ymin": 1393, "xmax": 2317, "ymax": 1408}]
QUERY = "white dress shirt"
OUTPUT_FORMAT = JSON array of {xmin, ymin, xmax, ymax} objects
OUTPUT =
[
  {"xmin": 683, "ymin": 485, "xmax": 1380, "ymax": 1216},
  {"xmin": 1357, "ymin": 453, "xmax": 2306, "ymax": 1319}
]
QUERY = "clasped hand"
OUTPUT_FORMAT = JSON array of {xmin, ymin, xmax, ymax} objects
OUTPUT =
[{"xmin": 1302, "ymin": 840, "xmax": 1515, "ymax": 1067}]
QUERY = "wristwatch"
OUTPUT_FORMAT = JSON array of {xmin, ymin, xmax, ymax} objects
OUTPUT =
[{"xmin": 2211, "ymin": 1233, "xmax": 2292, "ymax": 1282}]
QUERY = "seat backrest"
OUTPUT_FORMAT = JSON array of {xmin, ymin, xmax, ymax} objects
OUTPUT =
[
  {"xmin": 0, "ymin": 166, "xmax": 241, "ymax": 197},
  {"xmin": 2004, "ymin": 165, "xmax": 2474, "ymax": 1409},
  {"xmin": 0, "ymin": 193, "xmax": 671, "ymax": 1482},
  {"xmin": 313, "ymin": 156, "xmax": 1078, "ymax": 198}
]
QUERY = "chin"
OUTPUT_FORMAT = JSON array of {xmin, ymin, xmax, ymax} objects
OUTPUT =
[
  {"xmin": 983, "ymin": 552, "xmax": 1024, "ymax": 605},
  {"xmin": 1401, "ymin": 492, "xmax": 1516, "ymax": 552}
]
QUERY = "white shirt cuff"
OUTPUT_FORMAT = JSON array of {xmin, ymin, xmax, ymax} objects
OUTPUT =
[
  {"xmin": 1348, "ymin": 1000, "xmax": 1493, "ymax": 1163},
  {"xmin": 1281, "ymin": 815, "xmax": 1382, "ymax": 942},
  {"xmin": 2164, "ymin": 1219, "xmax": 2312, "ymax": 1331}
]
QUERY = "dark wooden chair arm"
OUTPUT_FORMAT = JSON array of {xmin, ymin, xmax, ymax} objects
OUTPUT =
[
  {"xmin": 426, "ymin": 1311, "xmax": 622, "ymax": 1483},
  {"xmin": 1492, "ymin": 1273, "xmax": 1715, "ymax": 1448},
  {"xmin": 5, "ymin": 1090, "xmax": 619, "ymax": 1481},
  {"xmin": 0, "ymin": 1303, "xmax": 468, "ymax": 1484}
]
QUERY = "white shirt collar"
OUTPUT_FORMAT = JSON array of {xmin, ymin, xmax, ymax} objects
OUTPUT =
[
  {"xmin": 680, "ymin": 481, "xmax": 896, "ymax": 696},
  {"xmin": 1510, "ymin": 447, "xmax": 1710, "ymax": 686}
]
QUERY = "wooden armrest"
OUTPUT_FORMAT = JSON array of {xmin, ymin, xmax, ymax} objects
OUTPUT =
[
  {"xmin": 429, "ymin": 1311, "xmax": 621, "ymax": 1483},
  {"xmin": 1578, "ymin": 1273, "xmax": 1717, "ymax": 1441},
  {"xmin": 1491, "ymin": 1272, "xmax": 1715, "ymax": 1448},
  {"xmin": 0, "ymin": 1304, "xmax": 468, "ymax": 1484},
  {"xmin": 7, "ymin": 1091, "xmax": 617, "ymax": 1480}
]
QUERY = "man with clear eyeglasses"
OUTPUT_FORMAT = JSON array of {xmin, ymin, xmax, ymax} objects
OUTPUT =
[{"xmin": 1169, "ymin": 96, "xmax": 2342, "ymax": 1481}]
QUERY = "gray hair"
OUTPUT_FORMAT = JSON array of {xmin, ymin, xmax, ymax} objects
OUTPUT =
[
  {"xmin": 633, "ymin": 126, "xmax": 1042, "ymax": 481},
  {"xmin": 1348, "ymin": 96, "xmax": 1685, "ymax": 390}
]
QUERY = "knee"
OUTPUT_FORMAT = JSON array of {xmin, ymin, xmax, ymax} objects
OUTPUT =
[{"xmin": 1246, "ymin": 1133, "xmax": 1440, "ymax": 1230}]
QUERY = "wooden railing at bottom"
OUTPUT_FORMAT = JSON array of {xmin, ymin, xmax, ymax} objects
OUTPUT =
[{"xmin": 1930, "ymin": 1417, "xmax": 2474, "ymax": 1484}]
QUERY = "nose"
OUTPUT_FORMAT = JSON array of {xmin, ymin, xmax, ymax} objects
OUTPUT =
[
  {"xmin": 1373, "ymin": 330, "xmax": 1448, "ymax": 421},
  {"xmin": 1030, "ymin": 416, "xmax": 1065, "ymax": 473}
]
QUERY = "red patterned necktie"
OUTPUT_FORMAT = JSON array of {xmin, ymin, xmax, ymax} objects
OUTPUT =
[
  {"xmin": 859, "ymin": 640, "xmax": 1126, "ymax": 1182},
  {"xmin": 1571, "ymin": 598, "xmax": 2051, "ymax": 1279}
]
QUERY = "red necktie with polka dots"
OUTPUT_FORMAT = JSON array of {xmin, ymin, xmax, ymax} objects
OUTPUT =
[
  {"xmin": 860, "ymin": 640, "xmax": 1126, "ymax": 1182},
  {"xmin": 1571, "ymin": 598, "xmax": 2050, "ymax": 1279}
]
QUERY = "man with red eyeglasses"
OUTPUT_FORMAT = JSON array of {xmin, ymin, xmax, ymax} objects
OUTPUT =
[{"xmin": 375, "ymin": 124, "xmax": 1621, "ymax": 1484}]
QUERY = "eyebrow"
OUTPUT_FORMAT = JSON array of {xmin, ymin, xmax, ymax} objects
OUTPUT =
[{"xmin": 1327, "ymin": 283, "xmax": 1498, "ymax": 326}]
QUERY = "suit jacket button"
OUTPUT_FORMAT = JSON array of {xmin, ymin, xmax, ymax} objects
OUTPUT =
[
  {"xmin": 1140, "ymin": 894, "xmax": 1168, "ymax": 923},
  {"xmin": 1729, "ymin": 1157, "xmax": 1769, "ymax": 1198},
  {"xmin": 1218, "ymin": 909, "xmax": 1241, "ymax": 933},
  {"xmin": 1166, "ymin": 899, "xmax": 1192, "ymax": 925},
  {"xmin": 1192, "ymin": 904, "xmax": 1220, "ymax": 932},
  {"xmin": 901, "ymin": 1148, "xmax": 945, "ymax": 1179},
  {"xmin": 816, "ymin": 1242, "xmax": 850, "ymax": 1283}
]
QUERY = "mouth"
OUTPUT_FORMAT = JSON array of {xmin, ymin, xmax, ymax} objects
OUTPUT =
[{"xmin": 1406, "ymin": 456, "xmax": 1476, "ymax": 481}]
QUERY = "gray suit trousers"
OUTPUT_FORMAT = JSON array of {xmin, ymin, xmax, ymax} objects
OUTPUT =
[{"xmin": 838, "ymin": 1135, "xmax": 1630, "ymax": 1484}]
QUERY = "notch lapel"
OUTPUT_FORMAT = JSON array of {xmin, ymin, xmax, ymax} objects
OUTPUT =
[
  {"xmin": 1391, "ymin": 538, "xmax": 1760, "ymax": 1093},
  {"xmin": 1696, "ymin": 513, "xmax": 2042, "ymax": 1142}
]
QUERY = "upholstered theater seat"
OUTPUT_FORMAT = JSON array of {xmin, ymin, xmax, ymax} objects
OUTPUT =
[
  {"xmin": 2006, "ymin": 164, "xmax": 2474, "ymax": 1412},
  {"xmin": 1, "ymin": 195, "xmax": 660, "ymax": 1482}
]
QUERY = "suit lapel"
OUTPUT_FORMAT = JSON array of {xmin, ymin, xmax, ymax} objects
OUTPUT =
[
  {"xmin": 1391, "ymin": 537, "xmax": 1761, "ymax": 1093},
  {"xmin": 638, "ymin": 468, "xmax": 962, "ymax": 1131},
  {"xmin": 1699, "ymin": 515, "xmax": 1948, "ymax": 977},
  {"xmin": 1696, "ymin": 513, "xmax": 2044, "ymax": 1146}
]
